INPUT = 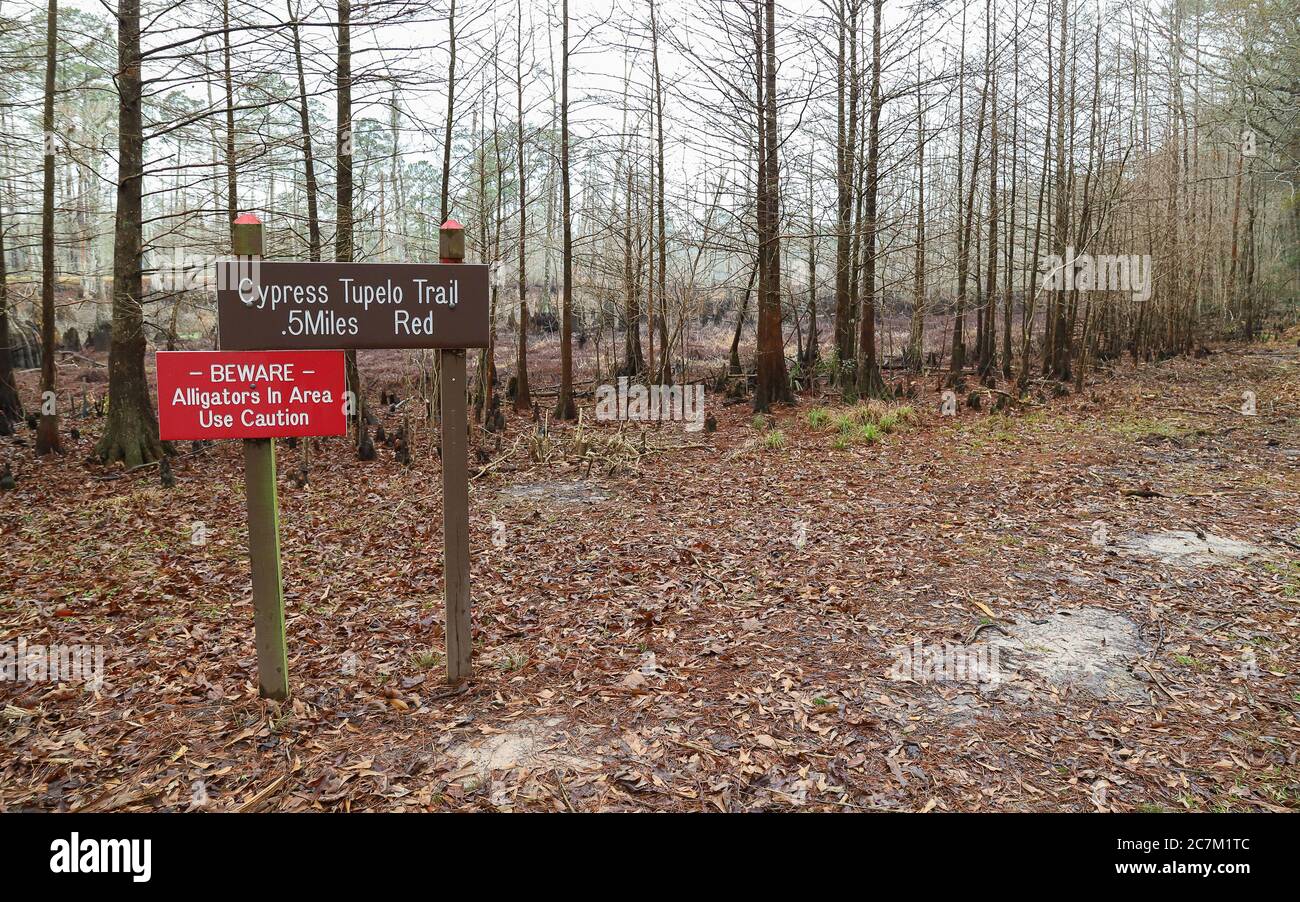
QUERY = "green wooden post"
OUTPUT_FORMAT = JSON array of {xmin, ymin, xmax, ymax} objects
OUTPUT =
[
  {"xmin": 440, "ymin": 219, "xmax": 471, "ymax": 685},
  {"xmin": 233, "ymin": 214, "xmax": 290, "ymax": 701}
]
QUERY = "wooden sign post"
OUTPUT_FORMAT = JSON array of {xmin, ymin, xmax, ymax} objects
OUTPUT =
[
  {"xmin": 243, "ymin": 431, "xmax": 289, "ymax": 700},
  {"xmin": 231, "ymin": 214, "xmax": 291, "ymax": 701},
  {"xmin": 212, "ymin": 216, "xmax": 490, "ymax": 689},
  {"xmin": 439, "ymin": 219, "xmax": 471, "ymax": 685}
]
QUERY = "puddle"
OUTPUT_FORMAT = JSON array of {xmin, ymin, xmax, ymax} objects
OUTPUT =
[
  {"xmin": 1114, "ymin": 530, "xmax": 1268, "ymax": 566},
  {"xmin": 498, "ymin": 480, "xmax": 609, "ymax": 505},
  {"xmin": 988, "ymin": 607, "xmax": 1149, "ymax": 702}
]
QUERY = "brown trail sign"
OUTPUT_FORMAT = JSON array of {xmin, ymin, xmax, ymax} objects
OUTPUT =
[
  {"xmin": 216, "ymin": 261, "xmax": 490, "ymax": 350},
  {"xmin": 210, "ymin": 217, "xmax": 484, "ymax": 696}
]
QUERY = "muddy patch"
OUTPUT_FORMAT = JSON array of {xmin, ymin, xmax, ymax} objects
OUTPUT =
[
  {"xmin": 1114, "ymin": 529, "xmax": 1269, "ymax": 566},
  {"xmin": 448, "ymin": 718, "xmax": 598, "ymax": 782},
  {"xmin": 988, "ymin": 607, "xmax": 1149, "ymax": 702},
  {"xmin": 497, "ymin": 480, "xmax": 609, "ymax": 505}
]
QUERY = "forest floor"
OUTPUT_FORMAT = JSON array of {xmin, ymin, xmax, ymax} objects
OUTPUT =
[{"xmin": 1, "ymin": 335, "xmax": 1298, "ymax": 812}]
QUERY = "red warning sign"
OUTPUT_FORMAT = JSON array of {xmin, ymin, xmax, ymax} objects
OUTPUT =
[{"xmin": 157, "ymin": 350, "xmax": 347, "ymax": 441}]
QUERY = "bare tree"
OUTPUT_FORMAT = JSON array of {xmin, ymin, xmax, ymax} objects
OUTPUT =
[
  {"xmin": 97, "ymin": 0, "xmax": 164, "ymax": 467},
  {"xmin": 36, "ymin": 0, "xmax": 61, "ymax": 454},
  {"xmin": 553, "ymin": 0, "xmax": 576, "ymax": 420},
  {"xmin": 513, "ymin": 0, "xmax": 532, "ymax": 412},
  {"xmin": 753, "ymin": 0, "xmax": 790, "ymax": 411}
]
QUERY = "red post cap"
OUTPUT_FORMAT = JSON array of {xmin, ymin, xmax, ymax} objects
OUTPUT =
[
  {"xmin": 232, "ymin": 213, "xmax": 264, "ymax": 256},
  {"xmin": 439, "ymin": 219, "xmax": 465, "ymax": 263}
]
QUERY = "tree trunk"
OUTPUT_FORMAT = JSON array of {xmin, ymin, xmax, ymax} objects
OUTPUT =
[
  {"xmin": 905, "ymin": 53, "xmax": 925, "ymax": 373},
  {"xmin": 753, "ymin": 0, "xmax": 790, "ymax": 411},
  {"xmin": 336, "ymin": 0, "xmax": 364, "ymax": 435},
  {"xmin": 1048, "ymin": 0, "xmax": 1072, "ymax": 382},
  {"xmin": 832, "ymin": 0, "xmax": 859, "ymax": 374},
  {"xmin": 289, "ymin": 0, "xmax": 321, "ymax": 261},
  {"xmin": 37, "ymin": 0, "xmax": 61, "ymax": 454},
  {"xmin": 855, "ymin": 0, "xmax": 886, "ymax": 399},
  {"xmin": 97, "ymin": 0, "xmax": 164, "ymax": 467},
  {"xmin": 979, "ymin": 0, "xmax": 998, "ymax": 386},
  {"xmin": 949, "ymin": 6, "xmax": 971, "ymax": 382},
  {"xmin": 440, "ymin": 0, "xmax": 457, "ymax": 223},
  {"xmin": 650, "ymin": 0, "xmax": 670, "ymax": 383},
  {"xmin": 1001, "ymin": 0, "xmax": 1019, "ymax": 380},
  {"xmin": 514, "ymin": 0, "xmax": 532, "ymax": 411},
  {"xmin": 623, "ymin": 165, "xmax": 645, "ymax": 377},
  {"xmin": 729, "ymin": 258, "xmax": 757, "ymax": 374},
  {"xmin": 553, "ymin": 0, "xmax": 576, "ymax": 419},
  {"xmin": 222, "ymin": 0, "xmax": 237, "ymax": 223},
  {"xmin": 0, "ymin": 199, "xmax": 20, "ymax": 422},
  {"xmin": 803, "ymin": 168, "xmax": 819, "ymax": 370}
]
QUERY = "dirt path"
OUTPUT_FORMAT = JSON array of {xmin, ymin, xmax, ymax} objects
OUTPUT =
[{"xmin": 1, "ymin": 341, "xmax": 1296, "ymax": 811}]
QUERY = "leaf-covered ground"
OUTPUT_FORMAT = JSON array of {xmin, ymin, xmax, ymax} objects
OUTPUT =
[{"xmin": 1, "ymin": 338, "xmax": 1297, "ymax": 812}]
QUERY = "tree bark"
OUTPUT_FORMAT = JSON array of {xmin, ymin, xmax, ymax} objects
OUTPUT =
[
  {"xmin": 289, "ymin": 0, "xmax": 321, "ymax": 261},
  {"xmin": 0, "ymin": 198, "xmax": 20, "ymax": 422},
  {"xmin": 97, "ymin": 0, "xmax": 164, "ymax": 467},
  {"xmin": 623, "ymin": 164, "xmax": 645, "ymax": 377},
  {"xmin": 855, "ymin": 0, "xmax": 886, "ymax": 399},
  {"xmin": 905, "ymin": 53, "xmax": 925, "ymax": 373},
  {"xmin": 336, "ymin": 0, "xmax": 363, "ymax": 434},
  {"xmin": 440, "ymin": 0, "xmax": 457, "ymax": 223},
  {"xmin": 553, "ymin": 0, "xmax": 576, "ymax": 419},
  {"xmin": 753, "ymin": 0, "xmax": 791, "ymax": 411},
  {"xmin": 978, "ymin": 0, "xmax": 998, "ymax": 386},
  {"xmin": 1047, "ymin": 0, "xmax": 1072, "ymax": 382},
  {"xmin": 650, "ymin": 0, "xmax": 670, "ymax": 383},
  {"xmin": 1002, "ymin": 0, "xmax": 1019, "ymax": 380},
  {"xmin": 37, "ymin": 0, "xmax": 61, "ymax": 454},
  {"xmin": 222, "ymin": 0, "xmax": 237, "ymax": 223},
  {"xmin": 729, "ymin": 257, "xmax": 757, "ymax": 375},
  {"xmin": 832, "ymin": 0, "xmax": 859, "ymax": 373},
  {"xmin": 514, "ymin": 0, "xmax": 532, "ymax": 411}
]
